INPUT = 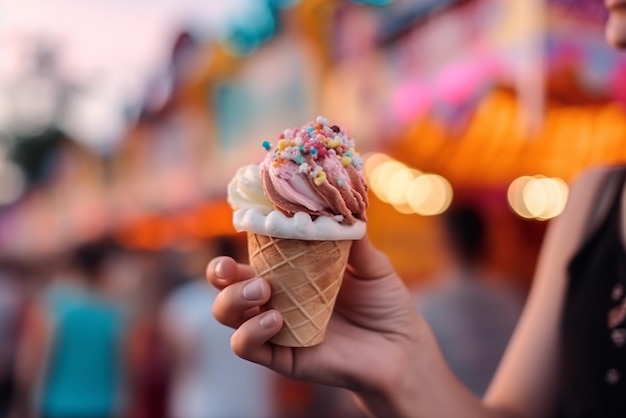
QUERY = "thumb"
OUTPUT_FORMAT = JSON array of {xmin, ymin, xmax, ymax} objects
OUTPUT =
[{"xmin": 347, "ymin": 235, "xmax": 396, "ymax": 280}]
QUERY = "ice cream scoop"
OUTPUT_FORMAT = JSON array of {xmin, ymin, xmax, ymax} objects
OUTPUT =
[
  {"xmin": 229, "ymin": 116, "xmax": 368, "ymax": 241},
  {"xmin": 259, "ymin": 115, "xmax": 368, "ymax": 225}
]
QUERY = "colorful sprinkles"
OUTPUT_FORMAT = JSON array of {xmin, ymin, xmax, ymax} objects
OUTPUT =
[{"xmin": 261, "ymin": 116, "xmax": 363, "ymax": 186}]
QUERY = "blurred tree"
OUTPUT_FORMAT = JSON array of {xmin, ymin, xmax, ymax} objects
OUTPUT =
[
  {"xmin": 1, "ymin": 40, "xmax": 81, "ymax": 188},
  {"xmin": 10, "ymin": 127, "xmax": 64, "ymax": 186}
]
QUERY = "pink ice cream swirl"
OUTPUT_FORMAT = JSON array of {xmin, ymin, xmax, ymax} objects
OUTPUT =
[{"xmin": 259, "ymin": 116, "xmax": 368, "ymax": 226}]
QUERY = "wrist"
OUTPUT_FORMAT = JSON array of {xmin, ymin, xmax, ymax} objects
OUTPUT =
[
  {"xmin": 357, "ymin": 313, "xmax": 476, "ymax": 418},
  {"xmin": 353, "ymin": 314, "xmax": 432, "ymax": 418}
]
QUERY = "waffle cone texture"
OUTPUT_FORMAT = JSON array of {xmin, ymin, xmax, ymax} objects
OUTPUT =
[{"xmin": 247, "ymin": 233, "xmax": 352, "ymax": 347}]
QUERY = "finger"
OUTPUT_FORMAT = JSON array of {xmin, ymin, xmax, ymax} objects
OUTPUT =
[
  {"xmin": 206, "ymin": 256, "xmax": 255, "ymax": 290},
  {"xmin": 347, "ymin": 235, "xmax": 395, "ymax": 280},
  {"xmin": 230, "ymin": 310, "xmax": 284, "ymax": 367},
  {"xmin": 212, "ymin": 277, "xmax": 271, "ymax": 328}
]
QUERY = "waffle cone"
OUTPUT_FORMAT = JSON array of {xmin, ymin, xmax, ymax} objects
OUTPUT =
[{"xmin": 247, "ymin": 232, "xmax": 352, "ymax": 347}]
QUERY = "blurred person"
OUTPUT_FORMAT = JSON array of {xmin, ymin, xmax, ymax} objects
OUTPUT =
[
  {"xmin": 0, "ymin": 260, "xmax": 28, "ymax": 418},
  {"xmin": 205, "ymin": 4, "xmax": 626, "ymax": 417},
  {"xmin": 416, "ymin": 204, "xmax": 523, "ymax": 396},
  {"xmin": 124, "ymin": 250, "xmax": 177, "ymax": 418},
  {"xmin": 13, "ymin": 238, "xmax": 128, "ymax": 418},
  {"xmin": 160, "ymin": 236, "xmax": 277, "ymax": 418}
]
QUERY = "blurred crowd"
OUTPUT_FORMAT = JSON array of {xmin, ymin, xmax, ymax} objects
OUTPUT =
[
  {"xmin": 0, "ymin": 235, "xmax": 370, "ymax": 418},
  {"xmin": 0, "ymin": 202, "xmax": 527, "ymax": 418}
]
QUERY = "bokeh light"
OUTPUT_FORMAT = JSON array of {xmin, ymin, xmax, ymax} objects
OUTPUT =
[
  {"xmin": 507, "ymin": 175, "xmax": 569, "ymax": 220},
  {"xmin": 407, "ymin": 174, "xmax": 453, "ymax": 216},
  {"xmin": 363, "ymin": 152, "xmax": 391, "ymax": 180},
  {"xmin": 387, "ymin": 166, "xmax": 419, "ymax": 205},
  {"xmin": 364, "ymin": 153, "xmax": 453, "ymax": 216},
  {"xmin": 369, "ymin": 159, "xmax": 408, "ymax": 203}
]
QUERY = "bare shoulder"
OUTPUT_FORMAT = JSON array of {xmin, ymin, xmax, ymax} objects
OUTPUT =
[
  {"xmin": 569, "ymin": 164, "xmax": 623, "ymax": 192},
  {"xmin": 524, "ymin": 164, "xmax": 625, "ymax": 403},
  {"xmin": 564, "ymin": 164, "xmax": 625, "ymax": 229},
  {"xmin": 483, "ymin": 165, "xmax": 624, "ymax": 417}
]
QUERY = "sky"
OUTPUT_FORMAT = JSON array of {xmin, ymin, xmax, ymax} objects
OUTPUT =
[
  {"xmin": 0, "ymin": 0, "xmax": 256, "ymax": 149},
  {"xmin": 0, "ymin": 0, "xmax": 253, "ymax": 79}
]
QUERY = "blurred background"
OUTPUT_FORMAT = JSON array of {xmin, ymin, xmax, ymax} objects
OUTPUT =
[{"xmin": 0, "ymin": 0, "xmax": 625, "ymax": 417}]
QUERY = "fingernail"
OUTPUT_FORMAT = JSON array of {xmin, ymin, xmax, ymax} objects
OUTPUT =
[
  {"xmin": 260, "ymin": 311, "xmax": 278, "ymax": 329},
  {"xmin": 243, "ymin": 279, "xmax": 264, "ymax": 300},
  {"xmin": 215, "ymin": 261, "xmax": 224, "ymax": 279}
]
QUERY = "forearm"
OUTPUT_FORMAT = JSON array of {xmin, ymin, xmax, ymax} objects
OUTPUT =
[{"xmin": 355, "ymin": 317, "xmax": 512, "ymax": 418}]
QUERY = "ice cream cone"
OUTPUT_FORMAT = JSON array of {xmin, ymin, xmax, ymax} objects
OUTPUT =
[{"xmin": 247, "ymin": 233, "xmax": 352, "ymax": 347}]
